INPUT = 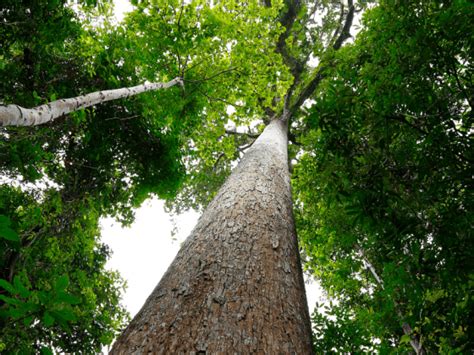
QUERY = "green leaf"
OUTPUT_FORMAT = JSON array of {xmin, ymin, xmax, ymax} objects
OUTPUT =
[
  {"xmin": 51, "ymin": 308, "xmax": 76, "ymax": 322},
  {"xmin": 42, "ymin": 311, "xmax": 55, "ymax": 327},
  {"xmin": 13, "ymin": 276, "xmax": 30, "ymax": 298},
  {"xmin": 54, "ymin": 275, "xmax": 69, "ymax": 291},
  {"xmin": 426, "ymin": 289, "xmax": 445, "ymax": 303},
  {"xmin": 9, "ymin": 307, "xmax": 28, "ymax": 319},
  {"xmin": 38, "ymin": 291, "xmax": 50, "ymax": 305},
  {"xmin": 400, "ymin": 334, "xmax": 412, "ymax": 345},
  {"xmin": 0, "ymin": 294, "xmax": 20, "ymax": 305},
  {"xmin": 0, "ymin": 279, "xmax": 16, "ymax": 295},
  {"xmin": 0, "ymin": 215, "xmax": 11, "ymax": 227},
  {"xmin": 40, "ymin": 347, "xmax": 53, "ymax": 355},
  {"xmin": 57, "ymin": 291, "xmax": 81, "ymax": 305},
  {"xmin": 0, "ymin": 227, "xmax": 19, "ymax": 242},
  {"xmin": 23, "ymin": 316, "xmax": 34, "ymax": 326}
]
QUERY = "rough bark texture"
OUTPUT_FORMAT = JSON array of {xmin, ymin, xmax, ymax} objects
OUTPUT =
[
  {"xmin": 0, "ymin": 77, "xmax": 182, "ymax": 127},
  {"xmin": 111, "ymin": 119, "xmax": 313, "ymax": 354}
]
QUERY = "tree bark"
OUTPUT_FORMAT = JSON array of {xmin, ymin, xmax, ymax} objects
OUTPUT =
[
  {"xmin": 111, "ymin": 119, "xmax": 314, "ymax": 354},
  {"xmin": 0, "ymin": 77, "xmax": 182, "ymax": 127}
]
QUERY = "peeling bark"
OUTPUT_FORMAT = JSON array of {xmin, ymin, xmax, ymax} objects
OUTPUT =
[
  {"xmin": 111, "ymin": 119, "xmax": 313, "ymax": 354},
  {"xmin": 0, "ymin": 77, "xmax": 182, "ymax": 127}
]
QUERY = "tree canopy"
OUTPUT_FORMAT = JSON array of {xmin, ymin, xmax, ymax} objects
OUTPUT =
[
  {"xmin": 294, "ymin": 1, "xmax": 473, "ymax": 352},
  {"xmin": 0, "ymin": 0, "xmax": 472, "ymax": 353}
]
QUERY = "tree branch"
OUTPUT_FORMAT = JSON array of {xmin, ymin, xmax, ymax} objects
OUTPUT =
[
  {"xmin": 237, "ymin": 140, "xmax": 255, "ymax": 153},
  {"xmin": 288, "ymin": 1, "xmax": 355, "ymax": 117},
  {"xmin": 184, "ymin": 67, "xmax": 239, "ymax": 84},
  {"xmin": 196, "ymin": 88, "xmax": 244, "ymax": 108},
  {"xmin": 449, "ymin": 59, "xmax": 474, "ymax": 111},
  {"xmin": 289, "ymin": 70, "xmax": 325, "ymax": 116},
  {"xmin": 332, "ymin": 0, "xmax": 355, "ymax": 50},
  {"xmin": 275, "ymin": 0, "xmax": 304, "ymax": 76},
  {"xmin": 330, "ymin": 2, "xmax": 345, "ymax": 48},
  {"xmin": 0, "ymin": 77, "xmax": 183, "ymax": 127},
  {"xmin": 225, "ymin": 129, "xmax": 260, "ymax": 138},
  {"xmin": 386, "ymin": 114, "xmax": 428, "ymax": 135},
  {"xmin": 212, "ymin": 151, "xmax": 226, "ymax": 172},
  {"xmin": 104, "ymin": 114, "xmax": 141, "ymax": 122}
]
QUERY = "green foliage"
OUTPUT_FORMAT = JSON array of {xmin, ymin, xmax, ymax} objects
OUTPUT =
[
  {"xmin": 294, "ymin": 0, "xmax": 473, "ymax": 352},
  {"xmin": 1, "ymin": 0, "xmax": 472, "ymax": 352},
  {"xmin": 0, "ymin": 186, "xmax": 129, "ymax": 353},
  {"xmin": 0, "ymin": 0, "xmax": 224, "ymax": 349},
  {"xmin": 0, "ymin": 1, "xmax": 140, "ymax": 351},
  {"xmin": 311, "ymin": 301, "xmax": 378, "ymax": 353},
  {"xmin": 119, "ymin": 0, "xmax": 293, "ymax": 210},
  {"xmin": 1, "ymin": 0, "xmax": 187, "ymax": 219},
  {"xmin": 0, "ymin": 215, "xmax": 19, "ymax": 242}
]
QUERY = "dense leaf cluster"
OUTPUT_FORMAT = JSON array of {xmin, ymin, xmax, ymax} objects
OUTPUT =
[
  {"xmin": 0, "ymin": 187, "xmax": 127, "ymax": 353},
  {"xmin": 294, "ymin": 0, "xmax": 473, "ymax": 352}
]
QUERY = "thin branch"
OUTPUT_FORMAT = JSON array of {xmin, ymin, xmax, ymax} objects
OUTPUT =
[
  {"xmin": 275, "ymin": 0, "xmax": 305, "ymax": 76},
  {"xmin": 289, "ymin": 70, "xmax": 325, "ymax": 115},
  {"xmin": 386, "ymin": 114, "xmax": 428, "ymax": 135},
  {"xmin": 158, "ymin": 9, "xmax": 182, "ymax": 77},
  {"xmin": 306, "ymin": 0, "xmax": 320, "ymax": 25},
  {"xmin": 332, "ymin": 0, "xmax": 355, "ymax": 50},
  {"xmin": 183, "ymin": 57, "xmax": 207, "ymax": 73},
  {"xmin": 184, "ymin": 67, "xmax": 239, "ymax": 84},
  {"xmin": 212, "ymin": 152, "xmax": 226, "ymax": 171},
  {"xmin": 177, "ymin": 1, "xmax": 185, "ymax": 29},
  {"xmin": 450, "ymin": 59, "xmax": 474, "ymax": 111},
  {"xmin": 0, "ymin": 21, "xmax": 27, "ymax": 26},
  {"xmin": 287, "ymin": 0, "xmax": 356, "ymax": 116},
  {"xmin": 329, "ymin": 1, "xmax": 345, "ymax": 47},
  {"xmin": 237, "ymin": 141, "xmax": 255, "ymax": 153},
  {"xmin": 288, "ymin": 131, "xmax": 301, "ymax": 146},
  {"xmin": 289, "ymin": 2, "xmax": 354, "ymax": 114},
  {"xmin": 225, "ymin": 129, "xmax": 260, "ymax": 138},
  {"xmin": 104, "ymin": 114, "xmax": 141, "ymax": 121},
  {"xmin": 196, "ymin": 88, "xmax": 244, "ymax": 108}
]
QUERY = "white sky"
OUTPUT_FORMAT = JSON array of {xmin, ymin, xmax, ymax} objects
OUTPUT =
[
  {"xmin": 100, "ymin": 1, "xmax": 323, "ymax": 345},
  {"xmin": 100, "ymin": 199, "xmax": 198, "ymax": 316},
  {"xmin": 101, "ymin": 198, "xmax": 322, "ymax": 319},
  {"xmin": 113, "ymin": 0, "xmax": 134, "ymax": 22}
]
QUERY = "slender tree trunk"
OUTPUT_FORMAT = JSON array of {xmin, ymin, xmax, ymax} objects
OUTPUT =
[
  {"xmin": 111, "ymin": 118, "xmax": 313, "ymax": 354},
  {"xmin": 0, "ymin": 77, "xmax": 182, "ymax": 127}
]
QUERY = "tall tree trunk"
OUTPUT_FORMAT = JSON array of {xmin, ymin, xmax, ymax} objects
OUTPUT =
[
  {"xmin": 0, "ymin": 77, "xmax": 182, "ymax": 127},
  {"xmin": 111, "ymin": 118, "xmax": 313, "ymax": 354}
]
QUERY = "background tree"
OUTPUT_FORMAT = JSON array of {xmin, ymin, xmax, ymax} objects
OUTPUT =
[
  {"xmin": 294, "ymin": 0, "xmax": 473, "ymax": 352},
  {"xmin": 0, "ymin": 0, "xmax": 189, "ymax": 352}
]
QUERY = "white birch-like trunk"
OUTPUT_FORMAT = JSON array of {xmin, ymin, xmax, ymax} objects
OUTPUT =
[
  {"xmin": 0, "ymin": 77, "xmax": 182, "ymax": 127},
  {"xmin": 111, "ymin": 119, "xmax": 313, "ymax": 354}
]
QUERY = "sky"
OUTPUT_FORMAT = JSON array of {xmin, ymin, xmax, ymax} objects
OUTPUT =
[
  {"xmin": 101, "ymin": 199, "xmax": 199, "ymax": 317},
  {"xmin": 101, "ymin": 198, "xmax": 323, "ymax": 319},
  {"xmin": 101, "ymin": 0, "xmax": 323, "ymax": 327}
]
